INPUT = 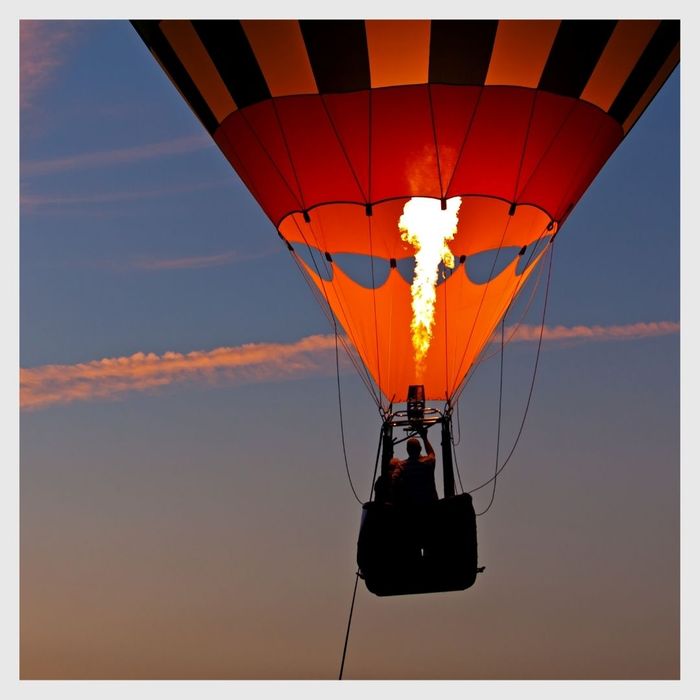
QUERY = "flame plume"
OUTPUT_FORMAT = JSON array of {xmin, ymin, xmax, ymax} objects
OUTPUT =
[{"xmin": 399, "ymin": 196, "xmax": 462, "ymax": 375}]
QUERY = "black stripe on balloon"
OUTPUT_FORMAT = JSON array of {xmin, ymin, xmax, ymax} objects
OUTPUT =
[
  {"xmin": 299, "ymin": 20, "xmax": 371, "ymax": 93},
  {"xmin": 428, "ymin": 20, "xmax": 498, "ymax": 85},
  {"xmin": 131, "ymin": 21, "xmax": 219, "ymax": 134},
  {"xmin": 191, "ymin": 20, "xmax": 271, "ymax": 109},
  {"xmin": 608, "ymin": 20, "xmax": 680, "ymax": 124},
  {"xmin": 539, "ymin": 20, "xmax": 617, "ymax": 98}
]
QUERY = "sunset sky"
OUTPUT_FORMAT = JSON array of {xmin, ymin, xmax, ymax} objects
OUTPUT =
[{"xmin": 15, "ymin": 11, "xmax": 688, "ymax": 688}]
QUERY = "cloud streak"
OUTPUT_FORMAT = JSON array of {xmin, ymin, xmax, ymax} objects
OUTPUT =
[
  {"xmin": 21, "ymin": 335, "xmax": 339, "ymax": 411},
  {"xmin": 20, "ymin": 178, "xmax": 233, "ymax": 211},
  {"xmin": 20, "ymin": 20, "xmax": 81, "ymax": 110},
  {"xmin": 130, "ymin": 248, "xmax": 278, "ymax": 271},
  {"xmin": 22, "ymin": 134, "xmax": 212, "ymax": 176},
  {"xmin": 504, "ymin": 320, "xmax": 680, "ymax": 344},
  {"xmin": 21, "ymin": 322, "xmax": 679, "ymax": 411}
]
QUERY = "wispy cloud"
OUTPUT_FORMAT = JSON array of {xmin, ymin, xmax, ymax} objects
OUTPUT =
[
  {"xmin": 21, "ymin": 322, "xmax": 679, "ymax": 411},
  {"xmin": 20, "ymin": 20, "xmax": 82, "ymax": 110},
  {"xmin": 20, "ymin": 178, "xmax": 232, "ymax": 212},
  {"xmin": 130, "ymin": 249, "xmax": 277, "ymax": 271},
  {"xmin": 504, "ymin": 320, "xmax": 680, "ymax": 344},
  {"xmin": 22, "ymin": 134, "xmax": 212, "ymax": 176},
  {"xmin": 21, "ymin": 335, "xmax": 339, "ymax": 411}
]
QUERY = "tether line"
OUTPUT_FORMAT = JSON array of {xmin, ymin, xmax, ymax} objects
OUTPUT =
[{"xmin": 338, "ymin": 570, "xmax": 361, "ymax": 680}]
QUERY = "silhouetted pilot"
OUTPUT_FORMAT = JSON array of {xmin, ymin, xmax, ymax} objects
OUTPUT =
[{"xmin": 390, "ymin": 427, "xmax": 438, "ymax": 507}]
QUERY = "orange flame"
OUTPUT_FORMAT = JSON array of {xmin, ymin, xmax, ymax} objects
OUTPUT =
[{"xmin": 398, "ymin": 196, "xmax": 462, "ymax": 375}]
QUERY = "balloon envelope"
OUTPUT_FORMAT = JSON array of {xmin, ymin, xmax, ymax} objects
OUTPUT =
[{"xmin": 133, "ymin": 19, "xmax": 679, "ymax": 404}]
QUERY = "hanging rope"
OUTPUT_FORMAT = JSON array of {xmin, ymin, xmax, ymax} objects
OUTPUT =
[
  {"xmin": 453, "ymin": 398, "xmax": 462, "ymax": 446},
  {"xmin": 334, "ymin": 333, "xmax": 388, "ymax": 507},
  {"xmin": 334, "ymin": 327, "xmax": 363, "ymax": 506},
  {"xmin": 469, "ymin": 240, "xmax": 555, "ymax": 502},
  {"xmin": 367, "ymin": 424, "xmax": 385, "ymax": 503},
  {"xmin": 449, "ymin": 413, "xmax": 465, "ymax": 493},
  {"xmin": 338, "ymin": 569, "xmax": 361, "ymax": 680},
  {"xmin": 337, "ymin": 421, "xmax": 387, "ymax": 678},
  {"xmin": 476, "ymin": 316, "xmax": 506, "ymax": 516}
]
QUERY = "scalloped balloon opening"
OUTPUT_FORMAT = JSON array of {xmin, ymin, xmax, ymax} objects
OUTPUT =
[{"xmin": 293, "ymin": 243, "xmax": 552, "ymax": 290}]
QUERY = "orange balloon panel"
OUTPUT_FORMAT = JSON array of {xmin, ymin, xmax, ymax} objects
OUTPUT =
[{"xmin": 297, "ymin": 236, "xmax": 546, "ymax": 403}]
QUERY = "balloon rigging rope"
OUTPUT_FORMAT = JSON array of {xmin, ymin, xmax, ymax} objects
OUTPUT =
[
  {"xmin": 335, "ymin": 326, "xmax": 363, "ymax": 505},
  {"xmin": 450, "ymin": 415, "xmax": 465, "ymax": 494},
  {"xmin": 284, "ymin": 234, "xmax": 382, "ymax": 505},
  {"xmin": 451, "ymin": 233, "xmax": 547, "ymax": 478},
  {"xmin": 338, "ymin": 422, "xmax": 384, "ymax": 681},
  {"xmin": 337, "ymin": 426, "xmax": 384, "ymax": 680},
  {"xmin": 338, "ymin": 568, "xmax": 361, "ymax": 680},
  {"xmin": 453, "ymin": 398, "xmax": 462, "ymax": 446},
  {"xmin": 475, "ymin": 316, "xmax": 506, "ymax": 516},
  {"xmin": 368, "ymin": 425, "xmax": 384, "ymax": 503},
  {"xmin": 467, "ymin": 240, "xmax": 555, "ymax": 504}
]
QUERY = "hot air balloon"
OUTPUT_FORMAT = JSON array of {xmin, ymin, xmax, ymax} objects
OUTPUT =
[{"xmin": 131, "ymin": 19, "xmax": 679, "ymax": 596}]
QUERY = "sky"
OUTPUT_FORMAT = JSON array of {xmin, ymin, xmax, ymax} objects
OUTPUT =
[{"xmin": 15, "ymin": 12, "xmax": 688, "ymax": 690}]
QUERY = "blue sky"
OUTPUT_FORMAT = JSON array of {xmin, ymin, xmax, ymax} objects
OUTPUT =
[{"xmin": 14, "ymin": 14, "xmax": 690, "ymax": 687}]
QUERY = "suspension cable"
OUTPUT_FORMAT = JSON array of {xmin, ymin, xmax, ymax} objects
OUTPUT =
[
  {"xmin": 475, "ymin": 316, "xmax": 505, "ymax": 516},
  {"xmin": 453, "ymin": 398, "xmax": 462, "ymax": 446},
  {"xmin": 334, "ymin": 327, "xmax": 363, "ymax": 505},
  {"xmin": 367, "ymin": 424, "xmax": 384, "ymax": 503},
  {"xmin": 469, "ymin": 240, "xmax": 555, "ymax": 500},
  {"xmin": 338, "ymin": 569, "xmax": 361, "ymax": 680},
  {"xmin": 337, "ymin": 419, "xmax": 387, "ymax": 678},
  {"xmin": 449, "ymin": 413, "xmax": 465, "ymax": 493}
]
